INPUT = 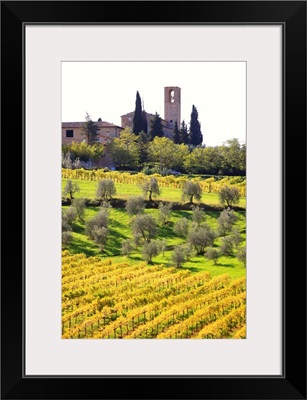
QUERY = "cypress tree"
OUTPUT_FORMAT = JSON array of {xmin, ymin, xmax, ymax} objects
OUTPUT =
[
  {"xmin": 142, "ymin": 110, "xmax": 148, "ymax": 134},
  {"xmin": 138, "ymin": 130, "xmax": 151, "ymax": 165},
  {"xmin": 180, "ymin": 120, "xmax": 189, "ymax": 145},
  {"xmin": 189, "ymin": 105, "xmax": 203, "ymax": 146},
  {"xmin": 173, "ymin": 121, "xmax": 181, "ymax": 144},
  {"xmin": 133, "ymin": 91, "xmax": 144, "ymax": 135},
  {"xmin": 149, "ymin": 112, "xmax": 164, "ymax": 139}
]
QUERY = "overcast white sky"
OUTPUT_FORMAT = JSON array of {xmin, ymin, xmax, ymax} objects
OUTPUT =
[{"xmin": 62, "ymin": 62, "xmax": 246, "ymax": 147}]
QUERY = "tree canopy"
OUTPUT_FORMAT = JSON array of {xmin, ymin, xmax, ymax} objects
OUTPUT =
[
  {"xmin": 149, "ymin": 112, "xmax": 164, "ymax": 139},
  {"xmin": 189, "ymin": 105, "xmax": 203, "ymax": 146},
  {"xmin": 109, "ymin": 128, "xmax": 140, "ymax": 169},
  {"xmin": 81, "ymin": 112, "xmax": 100, "ymax": 145}
]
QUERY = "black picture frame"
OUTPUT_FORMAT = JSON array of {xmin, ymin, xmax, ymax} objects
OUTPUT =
[{"xmin": 1, "ymin": 1, "xmax": 306, "ymax": 399}]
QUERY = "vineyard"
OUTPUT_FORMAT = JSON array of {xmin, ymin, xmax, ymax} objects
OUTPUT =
[
  {"xmin": 62, "ymin": 251, "xmax": 246, "ymax": 339},
  {"xmin": 62, "ymin": 168, "xmax": 246, "ymax": 196}
]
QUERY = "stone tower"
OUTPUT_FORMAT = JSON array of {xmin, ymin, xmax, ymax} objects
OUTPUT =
[{"xmin": 164, "ymin": 86, "xmax": 181, "ymax": 130}]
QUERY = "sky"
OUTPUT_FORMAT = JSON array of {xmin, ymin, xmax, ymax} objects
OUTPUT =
[{"xmin": 62, "ymin": 62, "xmax": 246, "ymax": 147}]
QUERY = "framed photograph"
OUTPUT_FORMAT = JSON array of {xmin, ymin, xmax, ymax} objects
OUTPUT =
[{"xmin": 1, "ymin": 1, "xmax": 306, "ymax": 399}]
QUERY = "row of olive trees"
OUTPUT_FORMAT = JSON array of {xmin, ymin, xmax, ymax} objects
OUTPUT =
[
  {"xmin": 122, "ymin": 195, "xmax": 246, "ymax": 267},
  {"xmin": 62, "ymin": 193, "xmax": 246, "ymax": 266},
  {"xmin": 173, "ymin": 206, "xmax": 246, "ymax": 267},
  {"xmin": 63, "ymin": 177, "xmax": 241, "ymax": 207},
  {"xmin": 62, "ymin": 198, "xmax": 86, "ymax": 245}
]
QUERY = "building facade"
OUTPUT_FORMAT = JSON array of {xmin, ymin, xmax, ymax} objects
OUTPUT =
[{"xmin": 62, "ymin": 121, "xmax": 123, "ymax": 145}]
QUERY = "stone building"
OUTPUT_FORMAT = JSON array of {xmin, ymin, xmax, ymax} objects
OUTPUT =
[
  {"xmin": 121, "ymin": 86, "xmax": 181, "ymax": 139},
  {"xmin": 62, "ymin": 87, "xmax": 181, "ymax": 146},
  {"xmin": 62, "ymin": 120, "xmax": 123, "ymax": 145}
]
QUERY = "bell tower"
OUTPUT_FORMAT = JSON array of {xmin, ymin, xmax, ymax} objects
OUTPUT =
[{"xmin": 164, "ymin": 86, "xmax": 181, "ymax": 130}]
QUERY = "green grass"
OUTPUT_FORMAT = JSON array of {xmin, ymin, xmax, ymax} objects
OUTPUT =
[
  {"xmin": 62, "ymin": 179, "xmax": 246, "ymax": 208},
  {"xmin": 63, "ymin": 206, "xmax": 246, "ymax": 280}
]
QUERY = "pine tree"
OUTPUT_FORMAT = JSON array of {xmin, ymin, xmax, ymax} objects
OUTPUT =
[
  {"xmin": 81, "ymin": 112, "xmax": 100, "ymax": 145},
  {"xmin": 149, "ymin": 112, "xmax": 164, "ymax": 139},
  {"xmin": 132, "ymin": 91, "xmax": 144, "ymax": 135},
  {"xmin": 180, "ymin": 120, "xmax": 189, "ymax": 145},
  {"xmin": 172, "ymin": 121, "xmax": 181, "ymax": 144},
  {"xmin": 189, "ymin": 105, "xmax": 203, "ymax": 146}
]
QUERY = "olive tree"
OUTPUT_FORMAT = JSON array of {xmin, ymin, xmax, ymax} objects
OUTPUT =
[
  {"xmin": 85, "ymin": 208, "xmax": 110, "ymax": 251},
  {"xmin": 192, "ymin": 205, "xmax": 205, "ymax": 226},
  {"xmin": 62, "ymin": 230, "xmax": 72, "ymax": 246},
  {"xmin": 173, "ymin": 217, "xmax": 189, "ymax": 237},
  {"xmin": 121, "ymin": 239, "xmax": 134, "ymax": 256},
  {"xmin": 187, "ymin": 224, "xmax": 215, "ymax": 255},
  {"xmin": 141, "ymin": 240, "xmax": 164, "ymax": 264},
  {"xmin": 171, "ymin": 244, "xmax": 193, "ymax": 268},
  {"xmin": 181, "ymin": 181, "xmax": 202, "ymax": 204},
  {"xmin": 62, "ymin": 208, "xmax": 75, "ymax": 246},
  {"xmin": 96, "ymin": 179, "xmax": 116, "ymax": 201},
  {"xmin": 157, "ymin": 202, "xmax": 172, "ymax": 225},
  {"xmin": 217, "ymin": 207, "xmax": 237, "ymax": 236},
  {"xmin": 131, "ymin": 214, "xmax": 157, "ymax": 245},
  {"xmin": 205, "ymin": 248, "xmax": 220, "ymax": 265},
  {"xmin": 125, "ymin": 196, "xmax": 145, "ymax": 215},
  {"xmin": 63, "ymin": 206, "xmax": 77, "ymax": 225},
  {"xmin": 230, "ymin": 229, "xmax": 243, "ymax": 248},
  {"xmin": 220, "ymin": 236, "xmax": 234, "ymax": 256},
  {"xmin": 140, "ymin": 177, "xmax": 160, "ymax": 201},
  {"xmin": 219, "ymin": 185, "xmax": 240, "ymax": 207},
  {"xmin": 237, "ymin": 246, "xmax": 246, "ymax": 267},
  {"xmin": 71, "ymin": 197, "xmax": 86, "ymax": 221},
  {"xmin": 63, "ymin": 179, "xmax": 80, "ymax": 200}
]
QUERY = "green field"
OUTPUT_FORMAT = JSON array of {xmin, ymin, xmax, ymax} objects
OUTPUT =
[
  {"xmin": 63, "ymin": 205, "xmax": 246, "ymax": 280},
  {"xmin": 62, "ymin": 178, "xmax": 246, "ymax": 208}
]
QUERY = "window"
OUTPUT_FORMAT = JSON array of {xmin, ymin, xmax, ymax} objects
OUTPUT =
[{"xmin": 66, "ymin": 130, "xmax": 73, "ymax": 138}]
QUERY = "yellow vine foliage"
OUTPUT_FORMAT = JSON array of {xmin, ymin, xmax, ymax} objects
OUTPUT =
[
  {"xmin": 62, "ymin": 169, "xmax": 246, "ymax": 196},
  {"xmin": 62, "ymin": 252, "xmax": 246, "ymax": 339}
]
